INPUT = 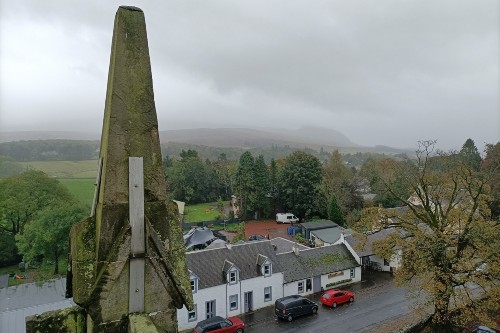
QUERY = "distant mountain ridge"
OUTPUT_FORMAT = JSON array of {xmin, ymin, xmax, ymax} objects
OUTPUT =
[
  {"xmin": 158, "ymin": 127, "xmax": 358, "ymax": 149},
  {"xmin": 0, "ymin": 127, "xmax": 411, "ymax": 155},
  {"xmin": 0, "ymin": 127, "xmax": 356, "ymax": 147}
]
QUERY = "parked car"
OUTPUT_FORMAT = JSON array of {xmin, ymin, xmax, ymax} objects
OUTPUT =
[
  {"xmin": 274, "ymin": 295, "xmax": 318, "ymax": 321},
  {"xmin": 248, "ymin": 234, "xmax": 267, "ymax": 241},
  {"xmin": 193, "ymin": 316, "xmax": 245, "ymax": 333},
  {"xmin": 276, "ymin": 213, "xmax": 299, "ymax": 224},
  {"xmin": 320, "ymin": 289, "xmax": 354, "ymax": 308}
]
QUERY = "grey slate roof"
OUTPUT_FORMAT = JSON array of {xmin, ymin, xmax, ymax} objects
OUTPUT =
[
  {"xmin": 301, "ymin": 220, "xmax": 339, "ymax": 230},
  {"xmin": 344, "ymin": 228, "xmax": 397, "ymax": 257},
  {"xmin": 277, "ymin": 244, "xmax": 360, "ymax": 283},
  {"xmin": 311, "ymin": 228, "xmax": 341, "ymax": 244},
  {"xmin": 186, "ymin": 240, "xmax": 283, "ymax": 290},
  {"xmin": 270, "ymin": 237, "xmax": 309, "ymax": 254}
]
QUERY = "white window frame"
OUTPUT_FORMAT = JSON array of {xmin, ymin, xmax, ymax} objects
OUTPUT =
[
  {"xmin": 264, "ymin": 286, "xmax": 272, "ymax": 302},
  {"xmin": 190, "ymin": 278, "xmax": 198, "ymax": 293},
  {"xmin": 229, "ymin": 270, "xmax": 238, "ymax": 284},
  {"xmin": 263, "ymin": 264, "xmax": 271, "ymax": 277},
  {"xmin": 350, "ymin": 268, "xmax": 355, "ymax": 279},
  {"xmin": 187, "ymin": 304, "xmax": 197, "ymax": 322},
  {"xmin": 229, "ymin": 294, "xmax": 238, "ymax": 311},
  {"xmin": 298, "ymin": 281, "xmax": 304, "ymax": 293}
]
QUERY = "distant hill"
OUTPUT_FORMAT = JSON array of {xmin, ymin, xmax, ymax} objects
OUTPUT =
[
  {"xmin": 157, "ymin": 127, "xmax": 358, "ymax": 149},
  {"xmin": 0, "ymin": 128, "xmax": 414, "ymax": 160},
  {"xmin": 0, "ymin": 131, "xmax": 100, "ymax": 143}
]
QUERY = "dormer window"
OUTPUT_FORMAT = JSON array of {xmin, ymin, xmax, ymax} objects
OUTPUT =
[
  {"xmin": 263, "ymin": 264, "xmax": 271, "ymax": 277},
  {"xmin": 223, "ymin": 260, "xmax": 240, "ymax": 285},
  {"xmin": 257, "ymin": 254, "xmax": 272, "ymax": 277},
  {"xmin": 229, "ymin": 271, "xmax": 237, "ymax": 284},
  {"xmin": 189, "ymin": 271, "xmax": 199, "ymax": 294}
]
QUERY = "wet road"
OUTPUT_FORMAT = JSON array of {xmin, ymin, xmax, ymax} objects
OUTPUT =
[{"xmin": 245, "ymin": 279, "xmax": 411, "ymax": 333}]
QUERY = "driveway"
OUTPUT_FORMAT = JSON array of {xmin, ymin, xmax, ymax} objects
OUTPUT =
[{"xmin": 245, "ymin": 220, "xmax": 295, "ymax": 240}]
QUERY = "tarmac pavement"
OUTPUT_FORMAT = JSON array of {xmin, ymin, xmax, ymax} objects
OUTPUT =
[{"xmin": 239, "ymin": 270, "xmax": 393, "ymax": 330}]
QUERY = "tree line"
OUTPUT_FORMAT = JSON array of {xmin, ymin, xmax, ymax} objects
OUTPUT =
[{"xmin": 0, "ymin": 139, "xmax": 392, "ymax": 168}]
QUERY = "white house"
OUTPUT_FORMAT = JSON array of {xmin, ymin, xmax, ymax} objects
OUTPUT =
[
  {"xmin": 277, "ymin": 243, "xmax": 361, "ymax": 297},
  {"xmin": 177, "ymin": 237, "xmax": 362, "ymax": 331},
  {"xmin": 177, "ymin": 241, "xmax": 284, "ymax": 331},
  {"xmin": 344, "ymin": 228, "xmax": 401, "ymax": 272}
]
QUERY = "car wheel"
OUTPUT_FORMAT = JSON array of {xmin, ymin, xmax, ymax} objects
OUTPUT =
[
  {"xmin": 332, "ymin": 302, "xmax": 337, "ymax": 308},
  {"xmin": 312, "ymin": 307, "xmax": 318, "ymax": 314},
  {"xmin": 287, "ymin": 314, "xmax": 293, "ymax": 322},
  {"xmin": 349, "ymin": 297, "xmax": 354, "ymax": 303},
  {"xmin": 236, "ymin": 329, "xmax": 243, "ymax": 333}
]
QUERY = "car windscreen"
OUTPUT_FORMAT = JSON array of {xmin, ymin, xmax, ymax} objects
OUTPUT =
[{"xmin": 322, "ymin": 293, "xmax": 331, "ymax": 299}]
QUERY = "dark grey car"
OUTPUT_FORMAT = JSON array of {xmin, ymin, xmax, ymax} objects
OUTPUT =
[{"xmin": 274, "ymin": 295, "xmax": 318, "ymax": 322}]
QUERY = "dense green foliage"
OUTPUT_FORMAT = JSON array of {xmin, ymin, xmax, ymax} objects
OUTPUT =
[
  {"xmin": 234, "ymin": 152, "xmax": 257, "ymax": 219},
  {"xmin": 0, "ymin": 171, "xmax": 81, "ymax": 267},
  {"xmin": 459, "ymin": 138, "xmax": 482, "ymax": 171},
  {"xmin": 165, "ymin": 150, "xmax": 229, "ymax": 204},
  {"xmin": 16, "ymin": 203, "xmax": 87, "ymax": 274},
  {"xmin": 327, "ymin": 194, "xmax": 345, "ymax": 226},
  {"xmin": 278, "ymin": 151, "xmax": 323, "ymax": 220}
]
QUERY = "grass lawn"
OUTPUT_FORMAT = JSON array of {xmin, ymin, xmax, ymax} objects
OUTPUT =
[
  {"xmin": 0, "ymin": 257, "xmax": 68, "ymax": 287},
  {"xmin": 184, "ymin": 202, "xmax": 223, "ymax": 223},
  {"xmin": 59, "ymin": 178, "xmax": 96, "ymax": 207},
  {"xmin": 21, "ymin": 160, "xmax": 98, "ymax": 178}
]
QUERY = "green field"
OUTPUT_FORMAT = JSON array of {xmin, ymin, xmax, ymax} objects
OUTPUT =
[
  {"xmin": 21, "ymin": 160, "xmax": 98, "ymax": 178},
  {"xmin": 17, "ymin": 160, "xmax": 226, "ymax": 220},
  {"xmin": 59, "ymin": 178, "xmax": 96, "ymax": 207}
]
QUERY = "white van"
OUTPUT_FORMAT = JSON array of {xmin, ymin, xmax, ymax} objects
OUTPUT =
[{"xmin": 276, "ymin": 213, "xmax": 299, "ymax": 224}]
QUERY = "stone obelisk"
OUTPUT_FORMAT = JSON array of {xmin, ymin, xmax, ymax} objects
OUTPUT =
[{"xmin": 26, "ymin": 6, "xmax": 193, "ymax": 333}]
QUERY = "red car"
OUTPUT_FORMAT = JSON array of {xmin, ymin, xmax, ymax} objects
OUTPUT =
[
  {"xmin": 320, "ymin": 289, "xmax": 354, "ymax": 308},
  {"xmin": 193, "ymin": 316, "xmax": 244, "ymax": 333}
]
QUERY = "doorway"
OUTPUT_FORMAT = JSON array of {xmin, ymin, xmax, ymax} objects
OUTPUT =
[
  {"xmin": 244, "ymin": 291, "xmax": 253, "ymax": 312},
  {"xmin": 205, "ymin": 300, "xmax": 216, "ymax": 319}
]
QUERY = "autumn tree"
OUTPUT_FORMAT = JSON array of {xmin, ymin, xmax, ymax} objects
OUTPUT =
[
  {"xmin": 360, "ymin": 156, "xmax": 413, "ymax": 207},
  {"xmin": 360, "ymin": 141, "xmax": 500, "ymax": 332},
  {"xmin": 278, "ymin": 151, "xmax": 322, "ymax": 220},
  {"xmin": 321, "ymin": 150, "xmax": 363, "ymax": 224},
  {"xmin": 481, "ymin": 142, "xmax": 500, "ymax": 218}
]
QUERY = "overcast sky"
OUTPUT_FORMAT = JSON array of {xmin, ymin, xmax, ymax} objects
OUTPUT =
[{"xmin": 0, "ymin": 1, "xmax": 498, "ymax": 150}]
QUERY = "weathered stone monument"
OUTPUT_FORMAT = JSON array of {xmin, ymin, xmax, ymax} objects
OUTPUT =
[{"xmin": 26, "ymin": 6, "xmax": 193, "ymax": 332}]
